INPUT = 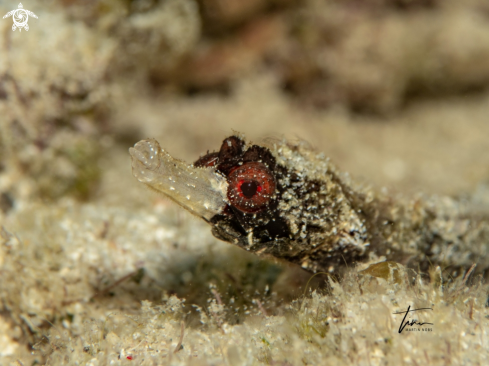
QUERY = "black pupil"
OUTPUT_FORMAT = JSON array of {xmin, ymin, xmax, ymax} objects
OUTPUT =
[{"xmin": 241, "ymin": 181, "xmax": 258, "ymax": 198}]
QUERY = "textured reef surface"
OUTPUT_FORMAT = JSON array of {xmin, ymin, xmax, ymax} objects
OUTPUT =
[{"xmin": 1, "ymin": 0, "xmax": 489, "ymax": 365}]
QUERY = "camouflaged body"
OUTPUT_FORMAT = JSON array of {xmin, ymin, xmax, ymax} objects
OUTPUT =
[
  {"xmin": 211, "ymin": 139, "xmax": 489, "ymax": 275},
  {"xmin": 131, "ymin": 135, "xmax": 489, "ymax": 275}
]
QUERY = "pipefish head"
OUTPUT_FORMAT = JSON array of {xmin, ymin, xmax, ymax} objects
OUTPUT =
[{"xmin": 130, "ymin": 135, "xmax": 369, "ymax": 272}]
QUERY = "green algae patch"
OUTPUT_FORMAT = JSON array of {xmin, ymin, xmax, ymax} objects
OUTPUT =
[{"xmin": 359, "ymin": 261, "xmax": 405, "ymax": 285}]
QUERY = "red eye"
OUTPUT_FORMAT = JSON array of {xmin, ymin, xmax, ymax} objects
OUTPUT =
[{"xmin": 227, "ymin": 162, "xmax": 275, "ymax": 213}]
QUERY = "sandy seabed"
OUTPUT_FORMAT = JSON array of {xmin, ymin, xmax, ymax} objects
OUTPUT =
[{"xmin": 1, "ymin": 1, "xmax": 489, "ymax": 365}]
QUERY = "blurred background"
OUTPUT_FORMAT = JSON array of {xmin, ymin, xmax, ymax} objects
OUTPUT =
[
  {"xmin": 1, "ymin": 0, "xmax": 489, "ymax": 212},
  {"xmin": 1, "ymin": 0, "xmax": 489, "ymax": 362}
]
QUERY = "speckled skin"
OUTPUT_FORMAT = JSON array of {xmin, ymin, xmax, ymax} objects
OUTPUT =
[
  {"xmin": 133, "ymin": 135, "xmax": 489, "ymax": 275},
  {"xmin": 210, "ymin": 136, "xmax": 489, "ymax": 276}
]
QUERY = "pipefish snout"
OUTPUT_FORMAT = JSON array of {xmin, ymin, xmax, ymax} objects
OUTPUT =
[{"xmin": 130, "ymin": 135, "xmax": 489, "ymax": 276}]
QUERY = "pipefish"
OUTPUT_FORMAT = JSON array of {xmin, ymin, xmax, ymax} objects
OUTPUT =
[{"xmin": 129, "ymin": 135, "xmax": 489, "ymax": 277}]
